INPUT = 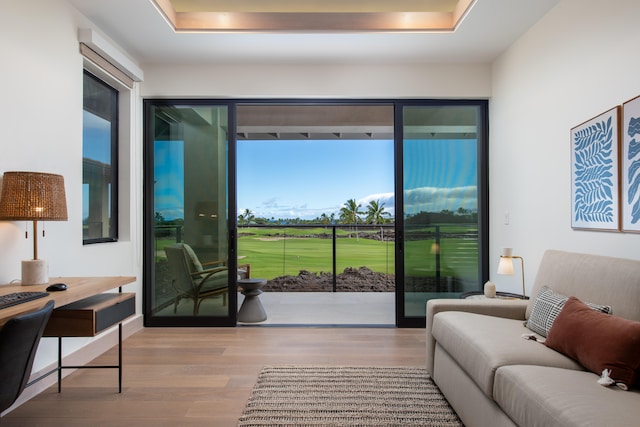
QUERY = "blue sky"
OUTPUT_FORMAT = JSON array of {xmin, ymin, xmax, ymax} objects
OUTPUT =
[
  {"xmin": 238, "ymin": 138, "xmax": 477, "ymax": 220},
  {"xmin": 403, "ymin": 138, "xmax": 478, "ymax": 215},
  {"xmin": 83, "ymin": 111, "xmax": 111, "ymax": 163},
  {"xmin": 154, "ymin": 140, "xmax": 185, "ymax": 221},
  {"xmin": 82, "ymin": 111, "xmax": 111, "ymax": 220},
  {"xmin": 237, "ymin": 139, "xmax": 395, "ymax": 220},
  {"xmin": 151, "ymin": 137, "xmax": 478, "ymax": 221}
]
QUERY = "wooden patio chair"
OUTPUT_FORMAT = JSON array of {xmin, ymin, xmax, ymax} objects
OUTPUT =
[{"xmin": 164, "ymin": 243, "xmax": 250, "ymax": 315}]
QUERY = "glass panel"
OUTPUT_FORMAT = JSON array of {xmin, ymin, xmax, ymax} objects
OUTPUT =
[
  {"xmin": 82, "ymin": 71, "xmax": 118, "ymax": 243},
  {"xmin": 402, "ymin": 105, "xmax": 481, "ymax": 317},
  {"xmin": 148, "ymin": 104, "xmax": 230, "ymax": 321}
]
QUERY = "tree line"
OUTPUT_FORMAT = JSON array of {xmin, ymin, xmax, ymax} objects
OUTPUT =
[
  {"xmin": 154, "ymin": 200, "xmax": 476, "ymax": 228},
  {"xmin": 238, "ymin": 198, "xmax": 392, "ymax": 226}
]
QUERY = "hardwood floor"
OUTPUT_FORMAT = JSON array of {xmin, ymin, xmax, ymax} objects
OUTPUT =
[{"xmin": 3, "ymin": 327, "xmax": 426, "ymax": 426}]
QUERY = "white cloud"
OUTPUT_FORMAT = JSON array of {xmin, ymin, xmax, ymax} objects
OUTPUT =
[
  {"xmin": 242, "ymin": 186, "xmax": 476, "ymax": 220},
  {"xmin": 261, "ymin": 197, "xmax": 280, "ymax": 208},
  {"xmin": 404, "ymin": 186, "xmax": 477, "ymax": 214},
  {"xmin": 357, "ymin": 192, "xmax": 395, "ymax": 215}
]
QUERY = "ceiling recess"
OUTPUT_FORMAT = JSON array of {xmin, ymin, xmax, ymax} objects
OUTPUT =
[{"xmin": 151, "ymin": 0, "xmax": 477, "ymax": 33}]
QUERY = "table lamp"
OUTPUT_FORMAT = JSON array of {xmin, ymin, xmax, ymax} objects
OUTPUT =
[
  {"xmin": 497, "ymin": 247, "xmax": 526, "ymax": 298},
  {"xmin": 0, "ymin": 171, "xmax": 68, "ymax": 285}
]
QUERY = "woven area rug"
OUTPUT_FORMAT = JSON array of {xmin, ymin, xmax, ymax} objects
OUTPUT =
[{"xmin": 238, "ymin": 366, "xmax": 463, "ymax": 426}]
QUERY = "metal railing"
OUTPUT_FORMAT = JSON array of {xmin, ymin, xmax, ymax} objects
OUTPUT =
[
  {"xmin": 153, "ymin": 222, "xmax": 478, "ymax": 293},
  {"xmin": 238, "ymin": 223, "xmax": 395, "ymax": 292}
]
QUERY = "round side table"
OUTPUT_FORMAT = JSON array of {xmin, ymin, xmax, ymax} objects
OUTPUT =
[
  {"xmin": 238, "ymin": 278, "xmax": 267, "ymax": 323},
  {"xmin": 459, "ymin": 290, "xmax": 528, "ymax": 300}
]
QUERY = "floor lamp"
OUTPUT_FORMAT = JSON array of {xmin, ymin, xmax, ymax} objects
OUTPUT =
[
  {"xmin": 0, "ymin": 171, "xmax": 68, "ymax": 285},
  {"xmin": 497, "ymin": 247, "xmax": 526, "ymax": 298}
]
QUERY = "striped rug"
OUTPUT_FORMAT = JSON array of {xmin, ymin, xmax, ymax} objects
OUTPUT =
[{"xmin": 238, "ymin": 365, "xmax": 463, "ymax": 426}]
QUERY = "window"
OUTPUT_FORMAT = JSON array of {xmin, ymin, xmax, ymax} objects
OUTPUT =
[{"xmin": 83, "ymin": 70, "xmax": 118, "ymax": 243}]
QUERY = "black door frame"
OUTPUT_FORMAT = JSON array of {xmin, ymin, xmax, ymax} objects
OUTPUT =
[
  {"xmin": 143, "ymin": 98, "xmax": 489, "ymax": 327},
  {"xmin": 143, "ymin": 99, "xmax": 237, "ymax": 327}
]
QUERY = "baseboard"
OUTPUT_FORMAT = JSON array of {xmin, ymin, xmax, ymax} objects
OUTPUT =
[{"xmin": 3, "ymin": 314, "xmax": 144, "ymax": 415}]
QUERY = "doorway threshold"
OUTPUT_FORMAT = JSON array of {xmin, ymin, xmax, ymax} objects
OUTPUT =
[{"xmin": 239, "ymin": 292, "xmax": 395, "ymax": 326}]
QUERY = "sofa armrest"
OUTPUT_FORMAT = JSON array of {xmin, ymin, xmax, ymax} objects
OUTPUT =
[{"xmin": 425, "ymin": 298, "xmax": 529, "ymax": 374}]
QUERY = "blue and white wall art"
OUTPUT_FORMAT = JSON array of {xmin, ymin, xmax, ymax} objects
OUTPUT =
[
  {"xmin": 571, "ymin": 107, "xmax": 620, "ymax": 231},
  {"xmin": 622, "ymin": 96, "xmax": 640, "ymax": 232}
]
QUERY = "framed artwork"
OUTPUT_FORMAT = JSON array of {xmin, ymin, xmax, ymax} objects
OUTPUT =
[
  {"xmin": 621, "ymin": 96, "xmax": 640, "ymax": 232},
  {"xmin": 570, "ymin": 107, "xmax": 620, "ymax": 231}
]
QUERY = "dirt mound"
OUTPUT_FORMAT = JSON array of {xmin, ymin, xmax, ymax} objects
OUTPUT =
[{"xmin": 262, "ymin": 267, "xmax": 395, "ymax": 292}]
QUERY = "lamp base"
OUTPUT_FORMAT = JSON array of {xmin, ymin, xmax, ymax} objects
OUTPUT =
[{"xmin": 22, "ymin": 259, "xmax": 48, "ymax": 285}]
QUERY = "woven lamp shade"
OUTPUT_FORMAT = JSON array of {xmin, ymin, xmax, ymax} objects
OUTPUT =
[{"xmin": 0, "ymin": 171, "xmax": 68, "ymax": 221}]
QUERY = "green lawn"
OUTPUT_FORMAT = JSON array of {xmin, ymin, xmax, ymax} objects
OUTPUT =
[
  {"xmin": 238, "ymin": 229, "xmax": 395, "ymax": 279},
  {"xmin": 155, "ymin": 224, "xmax": 478, "ymax": 282}
]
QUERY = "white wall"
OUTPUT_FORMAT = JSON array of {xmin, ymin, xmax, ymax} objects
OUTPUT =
[
  {"xmin": 141, "ymin": 62, "xmax": 491, "ymax": 99},
  {"xmin": 490, "ymin": 0, "xmax": 640, "ymax": 294},
  {"xmin": 0, "ymin": 0, "xmax": 142, "ymax": 373}
]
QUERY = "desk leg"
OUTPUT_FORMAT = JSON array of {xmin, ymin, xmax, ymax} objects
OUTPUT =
[
  {"xmin": 57, "ymin": 337, "xmax": 62, "ymax": 393},
  {"xmin": 118, "ymin": 323, "xmax": 122, "ymax": 393},
  {"xmin": 118, "ymin": 285, "xmax": 123, "ymax": 393},
  {"xmin": 53, "ymin": 325, "xmax": 124, "ymax": 393}
]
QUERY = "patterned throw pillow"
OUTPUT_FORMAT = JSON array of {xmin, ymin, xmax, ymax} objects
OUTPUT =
[{"xmin": 526, "ymin": 286, "xmax": 612, "ymax": 337}]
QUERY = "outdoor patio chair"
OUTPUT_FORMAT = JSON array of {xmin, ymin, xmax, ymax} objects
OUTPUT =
[{"xmin": 164, "ymin": 243, "xmax": 251, "ymax": 315}]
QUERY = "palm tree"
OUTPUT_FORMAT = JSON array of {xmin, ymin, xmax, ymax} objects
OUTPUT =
[
  {"xmin": 366, "ymin": 200, "xmax": 391, "ymax": 242},
  {"xmin": 365, "ymin": 200, "xmax": 390, "ymax": 224},
  {"xmin": 319, "ymin": 213, "xmax": 332, "ymax": 224},
  {"xmin": 238, "ymin": 209, "xmax": 254, "ymax": 227},
  {"xmin": 339, "ymin": 199, "xmax": 363, "ymax": 224},
  {"xmin": 340, "ymin": 198, "xmax": 363, "ymax": 238}
]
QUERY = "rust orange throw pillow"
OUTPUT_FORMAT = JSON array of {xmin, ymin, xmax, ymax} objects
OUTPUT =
[{"xmin": 545, "ymin": 297, "xmax": 640, "ymax": 389}]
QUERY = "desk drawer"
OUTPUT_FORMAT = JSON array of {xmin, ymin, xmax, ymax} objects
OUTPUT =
[{"xmin": 44, "ymin": 293, "xmax": 135, "ymax": 337}]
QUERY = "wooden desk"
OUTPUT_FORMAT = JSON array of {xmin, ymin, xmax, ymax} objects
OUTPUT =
[
  {"xmin": 0, "ymin": 276, "xmax": 136, "ymax": 327},
  {"xmin": 0, "ymin": 276, "xmax": 136, "ymax": 393}
]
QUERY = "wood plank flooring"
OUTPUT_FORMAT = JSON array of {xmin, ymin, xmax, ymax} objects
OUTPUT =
[{"xmin": 2, "ymin": 327, "xmax": 426, "ymax": 426}]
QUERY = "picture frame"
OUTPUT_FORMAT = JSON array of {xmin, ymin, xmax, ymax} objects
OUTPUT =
[
  {"xmin": 570, "ymin": 106, "xmax": 620, "ymax": 231},
  {"xmin": 621, "ymin": 96, "xmax": 640, "ymax": 232}
]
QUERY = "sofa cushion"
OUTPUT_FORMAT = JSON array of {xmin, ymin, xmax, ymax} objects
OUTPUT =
[
  {"xmin": 495, "ymin": 365, "xmax": 640, "ymax": 427},
  {"xmin": 431, "ymin": 311, "xmax": 583, "ymax": 397},
  {"xmin": 526, "ymin": 286, "xmax": 612, "ymax": 337},
  {"xmin": 545, "ymin": 296, "xmax": 640, "ymax": 389}
]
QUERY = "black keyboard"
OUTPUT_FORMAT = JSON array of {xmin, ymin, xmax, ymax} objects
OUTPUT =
[{"xmin": 0, "ymin": 291, "xmax": 49, "ymax": 309}]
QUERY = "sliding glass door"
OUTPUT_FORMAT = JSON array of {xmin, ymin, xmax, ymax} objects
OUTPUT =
[
  {"xmin": 142, "ymin": 99, "xmax": 488, "ymax": 327},
  {"xmin": 396, "ymin": 102, "xmax": 488, "ymax": 327},
  {"xmin": 144, "ymin": 101, "xmax": 236, "ymax": 326}
]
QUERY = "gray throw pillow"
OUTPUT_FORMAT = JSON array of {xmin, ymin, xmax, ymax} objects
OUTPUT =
[{"xmin": 526, "ymin": 286, "xmax": 612, "ymax": 337}]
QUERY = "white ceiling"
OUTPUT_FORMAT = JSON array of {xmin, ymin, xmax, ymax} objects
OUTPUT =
[{"xmin": 67, "ymin": 0, "xmax": 559, "ymax": 66}]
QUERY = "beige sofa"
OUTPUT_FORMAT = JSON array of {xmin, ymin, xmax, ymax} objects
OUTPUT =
[{"xmin": 426, "ymin": 250, "xmax": 640, "ymax": 427}]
